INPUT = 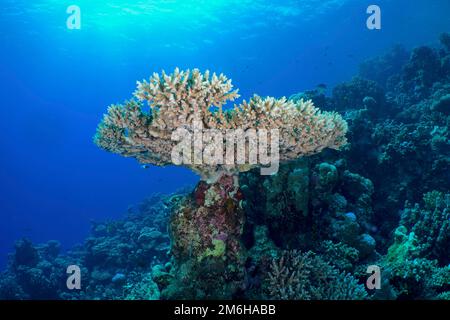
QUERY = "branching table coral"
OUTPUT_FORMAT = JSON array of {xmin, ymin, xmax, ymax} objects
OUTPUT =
[{"xmin": 94, "ymin": 68, "xmax": 348, "ymax": 181}]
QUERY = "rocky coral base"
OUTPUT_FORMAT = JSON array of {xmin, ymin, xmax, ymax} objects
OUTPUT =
[{"xmin": 161, "ymin": 174, "xmax": 246, "ymax": 299}]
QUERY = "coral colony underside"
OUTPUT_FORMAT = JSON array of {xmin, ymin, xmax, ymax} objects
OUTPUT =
[{"xmin": 1, "ymin": 34, "xmax": 449, "ymax": 300}]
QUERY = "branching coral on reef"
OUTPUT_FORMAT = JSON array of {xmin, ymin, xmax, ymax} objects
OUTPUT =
[
  {"xmin": 266, "ymin": 250, "xmax": 367, "ymax": 300},
  {"xmin": 94, "ymin": 68, "xmax": 348, "ymax": 181}
]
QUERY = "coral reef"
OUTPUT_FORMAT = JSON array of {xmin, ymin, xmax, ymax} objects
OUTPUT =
[
  {"xmin": 0, "ymin": 193, "xmax": 182, "ymax": 300},
  {"xmin": 332, "ymin": 77, "xmax": 387, "ymax": 116},
  {"xmin": 379, "ymin": 224, "xmax": 449, "ymax": 299},
  {"xmin": 0, "ymin": 239, "xmax": 67, "ymax": 299},
  {"xmin": 359, "ymin": 45, "xmax": 409, "ymax": 89},
  {"xmin": 1, "ymin": 34, "xmax": 450, "ymax": 301},
  {"xmin": 241, "ymin": 159, "xmax": 376, "ymax": 259},
  {"xmin": 400, "ymin": 191, "xmax": 449, "ymax": 264}
]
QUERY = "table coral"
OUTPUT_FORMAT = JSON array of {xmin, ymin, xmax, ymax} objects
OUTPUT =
[{"xmin": 94, "ymin": 68, "xmax": 348, "ymax": 182}]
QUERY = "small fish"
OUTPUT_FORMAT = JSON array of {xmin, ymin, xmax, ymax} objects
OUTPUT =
[
  {"xmin": 317, "ymin": 83, "xmax": 327, "ymax": 89},
  {"xmin": 141, "ymin": 164, "xmax": 150, "ymax": 169}
]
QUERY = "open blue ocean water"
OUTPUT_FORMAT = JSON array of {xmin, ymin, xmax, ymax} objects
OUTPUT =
[{"xmin": 0, "ymin": 0, "xmax": 449, "ymax": 272}]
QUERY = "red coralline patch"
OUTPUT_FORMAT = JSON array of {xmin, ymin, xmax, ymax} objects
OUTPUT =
[
  {"xmin": 220, "ymin": 174, "xmax": 235, "ymax": 191},
  {"xmin": 234, "ymin": 189, "xmax": 244, "ymax": 201},
  {"xmin": 194, "ymin": 181, "xmax": 209, "ymax": 206}
]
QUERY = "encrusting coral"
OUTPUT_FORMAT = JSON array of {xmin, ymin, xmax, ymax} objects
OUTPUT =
[{"xmin": 94, "ymin": 68, "xmax": 348, "ymax": 181}]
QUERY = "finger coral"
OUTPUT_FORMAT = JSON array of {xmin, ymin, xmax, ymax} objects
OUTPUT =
[{"xmin": 94, "ymin": 68, "xmax": 348, "ymax": 181}]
